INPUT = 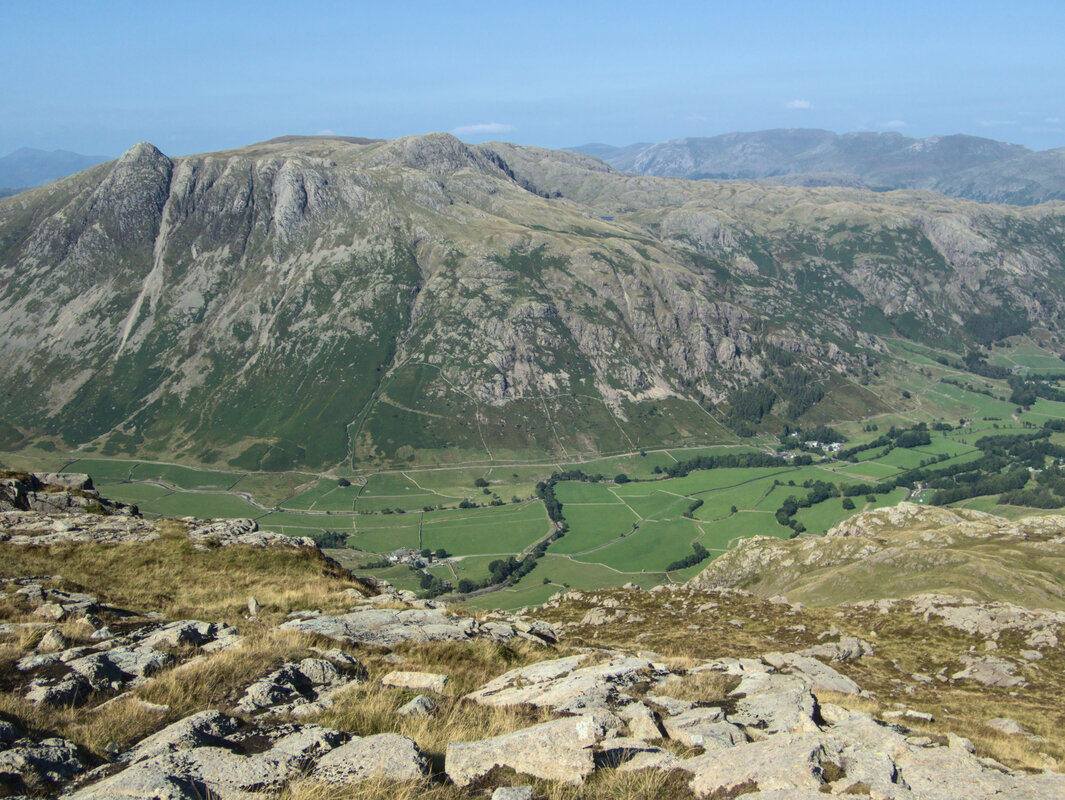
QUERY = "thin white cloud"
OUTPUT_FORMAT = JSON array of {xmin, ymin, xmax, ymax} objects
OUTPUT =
[
  {"xmin": 451, "ymin": 122, "xmax": 514, "ymax": 136},
  {"xmin": 879, "ymin": 120, "xmax": 908, "ymax": 128},
  {"xmin": 1047, "ymin": 117, "xmax": 1061, "ymax": 124},
  {"xmin": 785, "ymin": 99, "xmax": 813, "ymax": 110},
  {"xmin": 978, "ymin": 119, "xmax": 1017, "ymax": 127},
  {"xmin": 315, "ymin": 129, "xmax": 336, "ymax": 136}
]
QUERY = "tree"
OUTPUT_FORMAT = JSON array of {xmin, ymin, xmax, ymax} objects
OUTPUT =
[
  {"xmin": 457, "ymin": 579, "xmax": 473, "ymax": 593},
  {"xmin": 614, "ymin": 473, "xmax": 630, "ymax": 484},
  {"xmin": 434, "ymin": 548, "xmax": 448, "ymax": 559},
  {"xmin": 842, "ymin": 497, "xmax": 855, "ymax": 510},
  {"xmin": 337, "ymin": 477, "xmax": 351, "ymax": 487}
]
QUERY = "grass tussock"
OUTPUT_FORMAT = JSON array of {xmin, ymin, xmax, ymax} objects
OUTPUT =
[
  {"xmin": 0, "ymin": 522, "xmax": 366, "ymax": 623},
  {"xmin": 388, "ymin": 638, "xmax": 555, "ymax": 695},
  {"xmin": 134, "ymin": 627, "xmax": 340, "ymax": 717},
  {"xmin": 282, "ymin": 763, "xmax": 698, "ymax": 800},
  {"xmin": 307, "ymin": 638, "xmax": 565, "ymax": 758},
  {"xmin": 649, "ymin": 671, "xmax": 740, "ymax": 705},
  {"xmin": 0, "ymin": 688, "xmax": 168, "ymax": 759}
]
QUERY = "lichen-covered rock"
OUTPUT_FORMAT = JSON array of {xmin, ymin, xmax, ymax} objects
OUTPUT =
[
  {"xmin": 0, "ymin": 737, "xmax": 85, "ymax": 785},
  {"xmin": 310, "ymin": 733, "xmax": 429, "ymax": 783},
  {"xmin": 446, "ymin": 715, "xmax": 609, "ymax": 786},
  {"xmin": 281, "ymin": 607, "xmax": 482, "ymax": 647},
  {"xmin": 465, "ymin": 654, "xmax": 667, "ymax": 714},
  {"xmin": 381, "ymin": 670, "xmax": 448, "ymax": 694}
]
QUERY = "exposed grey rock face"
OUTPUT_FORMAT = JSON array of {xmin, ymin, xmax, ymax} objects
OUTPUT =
[
  {"xmin": 683, "ymin": 733, "xmax": 828, "ymax": 796},
  {"xmin": 661, "ymin": 708, "xmax": 748, "ymax": 749},
  {"xmin": 381, "ymin": 670, "xmax": 449, "ymax": 694},
  {"xmin": 280, "ymin": 606, "xmax": 547, "ymax": 648},
  {"xmin": 798, "ymin": 635, "xmax": 873, "ymax": 662},
  {"xmin": 728, "ymin": 673, "xmax": 821, "ymax": 735},
  {"xmin": 446, "ymin": 714, "xmax": 610, "ymax": 786},
  {"xmin": 7, "ymin": 134, "xmax": 1065, "ymax": 466},
  {"xmin": 126, "ymin": 711, "xmax": 242, "ymax": 763},
  {"xmin": 20, "ymin": 619, "xmax": 241, "ymax": 706},
  {"xmin": 235, "ymin": 656, "xmax": 360, "ymax": 715},
  {"xmin": 987, "ymin": 717, "xmax": 1027, "ymax": 736},
  {"xmin": 0, "ymin": 473, "xmax": 134, "ymax": 517},
  {"xmin": 0, "ymin": 508, "xmax": 315, "ymax": 550},
  {"xmin": 951, "ymin": 653, "xmax": 1027, "ymax": 688},
  {"xmin": 397, "ymin": 694, "xmax": 436, "ymax": 717},
  {"xmin": 310, "ymin": 734, "xmax": 429, "ymax": 783},
  {"xmin": 71, "ymin": 713, "xmax": 348, "ymax": 799},
  {"xmin": 491, "ymin": 787, "xmax": 534, "ymax": 800},
  {"xmin": 183, "ymin": 518, "xmax": 315, "ymax": 549},
  {"xmin": 762, "ymin": 652, "xmax": 866, "ymax": 695},
  {"xmin": 0, "ymin": 737, "xmax": 85, "ymax": 785},
  {"xmin": 464, "ymin": 654, "xmax": 668, "ymax": 714}
]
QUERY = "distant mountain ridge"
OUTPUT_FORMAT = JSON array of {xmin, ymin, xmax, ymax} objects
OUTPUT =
[
  {"xmin": 570, "ymin": 129, "xmax": 1065, "ymax": 205},
  {"xmin": 0, "ymin": 147, "xmax": 111, "ymax": 193}
]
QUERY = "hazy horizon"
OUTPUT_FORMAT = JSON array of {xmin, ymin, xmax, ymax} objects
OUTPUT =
[{"xmin": 4, "ymin": 0, "xmax": 1063, "ymax": 157}]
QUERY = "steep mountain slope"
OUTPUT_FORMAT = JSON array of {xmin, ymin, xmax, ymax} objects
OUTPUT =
[
  {"xmin": 573, "ymin": 130, "xmax": 1065, "ymax": 205},
  {"xmin": 0, "ymin": 146, "xmax": 110, "ymax": 193},
  {"xmin": 2, "ymin": 134, "xmax": 1065, "ymax": 470}
]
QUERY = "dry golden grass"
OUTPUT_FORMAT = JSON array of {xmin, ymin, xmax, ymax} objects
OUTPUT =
[
  {"xmin": 0, "ymin": 522, "xmax": 367, "ymax": 623},
  {"xmin": 282, "ymin": 764, "xmax": 699, "ymax": 800},
  {"xmin": 0, "ymin": 688, "xmax": 168, "ymax": 758},
  {"xmin": 648, "ymin": 671, "xmax": 740, "ymax": 705},
  {"xmin": 386, "ymin": 638, "xmax": 555, "ymax": 695},
  {"xmin": 134, "ymin": 627, "xmax": 342, "ymax": 717}
]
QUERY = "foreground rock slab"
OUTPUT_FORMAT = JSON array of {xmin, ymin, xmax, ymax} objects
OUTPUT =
[
  {"xmin": 310, "ymin": 733, "xmax": 429, "ymax": 783},
  {"xmin": 446, "ymin": 714, "xmax": 610, "ymax": 786}
]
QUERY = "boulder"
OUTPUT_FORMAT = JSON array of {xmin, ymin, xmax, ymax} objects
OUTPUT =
[
  {"xmin": 986, "ymin": 717, "xmax": 1027, "ymax": 736},
  {"xmin": 492, "ymin": 787, "xmax": 534, "ymax": 800},
  {"xmin": 951, "ymin": 654, "xmax": 1026, "ymax": 688},
  {"xmin": 762, "ymin": 652, "xmax": 865, "ymax": 695},
  {"xmin": 727, "ymin": 673, "xmax": 820, "ymax": 735},
  {"xmin": 381, "ymin": 670, "xmax": 448, "ymax": 694},
  {"xmin": 36, "ymin": 628, "xmax": 68, "ymax": 653},
  {"xmin": 126, "ymin": 711, "xmax": 241, "ymax": 763},
  {"xmin": 0, "ymin": 737, "xmax": 85, "ymax": 784},
  {"xmin": 662, "ymin": 707, "xmax": 748, "ymax": 749},
  {"xmin": 311, "ymin": 733, "xmax": 429, "ymax": 783},
  {"xmin": 398, "ymin": 695, "xmax": 436, "ymax": 717},
  {"xmin": 446, "ymin": 714, "xmax": 609, "ymax": 786},
  {"xmin": 682, "ymin": 735, "xmax": 828, "ymax": 797},
  {"xmin": 618, "ymin": 701, "xmax": 663, "ymax": 740},
  {"xmin": 465, "ymin": 654, "xmax": 665, "ymax": 714}
]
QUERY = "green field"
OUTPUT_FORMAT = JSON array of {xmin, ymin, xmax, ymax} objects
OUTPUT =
[
  {"xmin": 19, "ymin": 344, "xmax": 1065, "ymax": 610},
  {"xmin": 420, "ymin": 502, "xmax": 550, "ymax": 556},
  {"xmin": 140, "ymin": 491, "xmax": 262, "ymax": 519}
]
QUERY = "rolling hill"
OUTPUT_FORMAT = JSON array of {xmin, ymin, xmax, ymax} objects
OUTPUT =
[{"xmin": 573, "ymin": 129, "xmax": 1065, "ymax": 205}]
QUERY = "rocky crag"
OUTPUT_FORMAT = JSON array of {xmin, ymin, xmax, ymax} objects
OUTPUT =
[
  {"xmin": 1, "ymin": 478, "xmax": 1063, "ymax": 798},
  {"xmin": 689, "ymin": 502, "xmax": 1065, "ymax": 609},
  {"xmin": 3, "ymin": 135, "xmax": 1065, "ymax": 468}
]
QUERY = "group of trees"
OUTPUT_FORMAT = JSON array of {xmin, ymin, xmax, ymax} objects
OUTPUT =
[{"xmin": 666, "ymin": 542, "xmax": 710, "ymax": 571}]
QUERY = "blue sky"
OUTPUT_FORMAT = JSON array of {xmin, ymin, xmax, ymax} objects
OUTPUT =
[{"xmin": 3, "ymin": 0, "xmax": 1063, "ymax": 157}]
